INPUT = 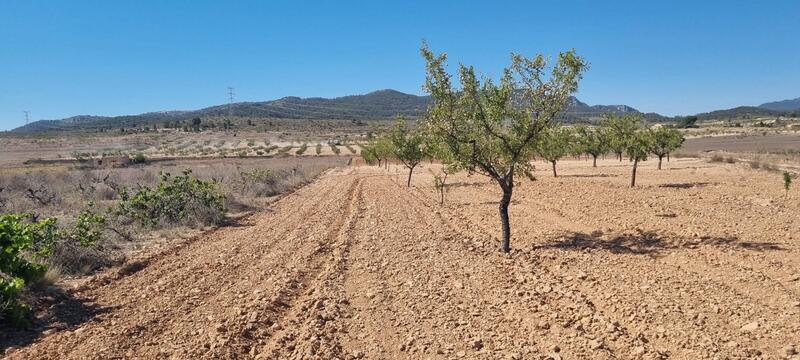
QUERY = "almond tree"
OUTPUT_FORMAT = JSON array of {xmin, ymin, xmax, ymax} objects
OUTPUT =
[
  {"xmin": 625, "ymin": 127, "xmax": 653, "ymax": 187},
  {"xmin": 390, "ymin": 118, "xmax": 427, "ymax": 187},
  {"xmin": 537, "ymin": 124, "xmax": 573, "ymax": 177},
  {"xmin": 421, "ymin": 43, "xmax": 587, "ymax": 252},
  {"xmin": 426, "ymin": 135, "xmax": 461, "ymax": 205},
  {"xmin": 602, "ymin": 113, "xmax": 641, "ymax": 161},
  {"xmin": 575, "ymin": 124, "xmax": 609, "ymax": 167},
  {"xmin": 649, "ymin": 126, "xmax": 684, "ymax": 169}
]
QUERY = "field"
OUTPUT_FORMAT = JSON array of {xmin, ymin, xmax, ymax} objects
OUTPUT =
[{"xmin": 2, "ymin": 154, "xmax": 799, "ymax": 359}]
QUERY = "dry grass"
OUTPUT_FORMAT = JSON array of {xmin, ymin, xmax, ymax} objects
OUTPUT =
[{"xmin": 0, "ymin": 156, "xmax": 349, "ymax": 276}]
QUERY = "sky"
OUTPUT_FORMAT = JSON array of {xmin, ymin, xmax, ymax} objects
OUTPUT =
[{"xmin": 1, "ymin": 0, "xmax": 799, "ymax": 130}]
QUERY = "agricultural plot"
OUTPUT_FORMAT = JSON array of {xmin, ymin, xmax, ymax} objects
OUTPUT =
[{"xmin": 3, "ymin": 158, "xmax": 798, "ymax": 359}]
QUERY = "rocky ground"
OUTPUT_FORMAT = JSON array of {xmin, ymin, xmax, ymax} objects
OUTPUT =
[{"xmin": 3, "ymin": 157, "xmax": 799, "ymax": 359}]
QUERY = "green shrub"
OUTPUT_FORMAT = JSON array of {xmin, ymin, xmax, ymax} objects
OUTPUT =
[
  {"xmin": 116, "ymin": 170, "xmax": 226, "ymax": 227},
  {"xmin": 315, "ymin": 143, "xmax": 322, "ymax": 155},
  {"xmin": 296, "ymin": 143, "xmax": 308, "ymax": 155},
  {"xmin": 0, "ymin": 214, "xmax": 58, "ymax": 327},
  {"xmin": 132, "ymin": 153, "xmax": 147, "ymax": 164},
  {"xmin": 330, "ymin": 144, "xmax": 341, "ymax": 155},
  {"xmin": 70, "ymin": 204, "xmax": 106, "ymax": 246}
]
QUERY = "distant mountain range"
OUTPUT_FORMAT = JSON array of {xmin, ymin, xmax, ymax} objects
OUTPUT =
[
  {"xmin": 10, "ymin": 89, "xmax": 799, "ymax": 133},
  {"xmin": 759, "ymin": 97, "xmax": 800, "ymax": 111}
]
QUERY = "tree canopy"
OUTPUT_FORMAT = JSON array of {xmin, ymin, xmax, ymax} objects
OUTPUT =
[{"xmin": 421, "ymin": 43, "xmax": 588, "ymax": 252}]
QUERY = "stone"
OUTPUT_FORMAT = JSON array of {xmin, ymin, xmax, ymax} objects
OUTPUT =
[{"xmin": 740, "ymin": 321, "xmax": 759, "ymax": 332}]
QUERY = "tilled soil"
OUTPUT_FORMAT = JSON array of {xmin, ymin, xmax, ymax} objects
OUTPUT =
[{"xmin": 4, "ymin": 158, "xmax": 799, "ymax": 359}]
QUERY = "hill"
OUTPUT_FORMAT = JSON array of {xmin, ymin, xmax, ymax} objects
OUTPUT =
[
  {"xmin": 759, "ymin": 97, "xmax": 800, "ymax": 111},
  {"xmin": 12, "ymin": 89, "xmax": 663, "ymax": 133},
  {"xmin": 694, "ymin": 106, "xmax": 787, "ymax": 120}
]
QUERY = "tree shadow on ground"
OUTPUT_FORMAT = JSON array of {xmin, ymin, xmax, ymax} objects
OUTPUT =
[
  {"xmin": 534, "ymin": 230, "xmax": 785, "ymax": 257},
  {"xmin": 659, "ymin": 182, "xmax": 713, "ymax": 189},
  {"xmin": 1, "ymin": 285, "xmax": 115, "ymax": 353},
  {"xmin": 449, "ymin": 181, "xmax": 488, "ymax": 188},
  {"xmin": 561, "ymin": 174, "xmax": 619, "ymax": 178}
]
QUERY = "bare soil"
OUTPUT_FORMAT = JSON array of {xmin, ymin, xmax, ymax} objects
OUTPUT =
[{"xmin": 3, "ymin": 158, "xmax": 799, "ymax": 359}]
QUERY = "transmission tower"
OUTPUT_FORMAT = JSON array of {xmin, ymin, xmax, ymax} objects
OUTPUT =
[
  {"xmin": 23, "ymin": 111, "xmax": 30, "ymax": 125},
  {"xmin": 227, "ymin": 87, "xmax": 235, "ymax": 117}
]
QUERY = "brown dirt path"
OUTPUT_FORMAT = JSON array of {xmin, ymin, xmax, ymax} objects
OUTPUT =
[{"xmin": 4, "ymin": 159, "xmax": 800, "ymax": 359}]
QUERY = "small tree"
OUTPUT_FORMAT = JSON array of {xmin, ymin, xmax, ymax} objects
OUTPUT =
[
  {"xmin": 649, "ymin": 126, "xmax": 684, "ymax": 169},
  {"xmin": 537, "ymin": 124, "xmax": 573, "ymax": 177},
  {"xmin": 625, "ymin": 128, "xmax": 653, "ymax": 187},
  {"xmin": 575, "ymin": 124, "xmax": 609, "ymax": 167},
  {"xmin": 390, "ymin": 119, "xmax": 427, "ymax": 187},
  {"xmin": 421, "ymin": 43, "xmax": 587, "ymax": 252},
  {"xmin": 784, "ymin": 171, "xmax": 793, "ymax": 198},
  {"xmin": 426, "ymin": 134, "xmax": 462, "ymax": 205},
  {"xmin": 601, "ymin": 113, "xmax": 641, "ymax": 161}
]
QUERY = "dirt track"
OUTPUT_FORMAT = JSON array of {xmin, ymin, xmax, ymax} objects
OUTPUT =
[{"xmin": 4, "ymin": 158, "xmax": 800, "ymax": 359}]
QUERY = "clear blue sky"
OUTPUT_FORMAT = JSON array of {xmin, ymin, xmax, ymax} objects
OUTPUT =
[{"xmin": 2, "ymin": 0, "xmax": 799, "ymax": 130}]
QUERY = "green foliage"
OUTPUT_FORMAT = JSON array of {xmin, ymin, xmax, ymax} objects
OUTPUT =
[
  {"xmin": 360, "ymin": 146, "xmax": 378, "ymax": 165},
  {"xmin": 421, "ymin": 43, "xmax": 587, "ymax": 252},
  {"xmin": 537, "ymin": 125, "xmax": 574, "ymax": 163},
  {"xmin": 131, "ymin": 152, "xmax": 147, "ymax": 164},
  {"xmin": 0, "ymin": 214, "xmax": 58, "ymax": 326},
  {"xmin": 675, "ymin": 115, "xmax": 698, "ymax": 128},
  {"xmin": 574, "ymin": 124, "xmax": 609, "ymax": 165},
  {"xmin": 329, "ymin": 144, "xmax": 341, "ymax": 155},
  {"xmin": 69, "ymin": 204, "xmax": 106, "ymax": 247},
  {"xmin": 390, "ymin": 118, "xmax": 427, "ymax": 186},
  {"xmin": 784, "ymin": 172, "xmax": 793, "ymax": 193},
  {"xmin": 116, "ymin": 170, "xmax": 226, "ymax": 227},
  {"xmin": 601, "ymin": 113, "xmax": 642, "ymax": 160},
  {"xmin": 240, "ymin": 169, "xmax": 278, "ymax": 184},
  {"xmin": 315, "ymin": 143, "xmax": 322, "ymax": 155},
  {"xmin": 296, "ymin": 143, "xmax": 308, "ymax": 155},
  {"xmin": 625, "ymin": 129, "xmax": 653, "ymax": 163},
  {"xmin": 390, "ymin": 119, "xmax": 426, "ymax": 168},
  {"xmin": 649, "ymin": 126, "xmax": 685, "ymax": 169}
]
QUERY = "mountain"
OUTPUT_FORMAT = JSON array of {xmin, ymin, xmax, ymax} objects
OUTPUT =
[
  {"xmin": 759, "ymin": 97, "xmax": 800, "ymax": 111},
  {"xmin": 694, "ymin": 106, "xmax": 787, "ymax": 120},
  {"xmin": 12, "ymin": 89, "xmax": 663, "ymax": 133}
]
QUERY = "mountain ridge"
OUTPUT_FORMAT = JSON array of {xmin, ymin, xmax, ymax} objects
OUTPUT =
[
  {"xmin": 759, "ymin": 97, "xmax": 800, "ymax": 111},
  {"xmin": 12, "ymin": 89, "xmax": 653, "ymax": 133},
  {"xmin": 15, "ymin": 89, "xmax": 797, "ymax": 133}
]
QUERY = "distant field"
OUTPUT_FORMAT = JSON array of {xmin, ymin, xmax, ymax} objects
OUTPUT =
[{"xmin": 682, "ymin": 132, "xmax": 800, "ymax": 153}]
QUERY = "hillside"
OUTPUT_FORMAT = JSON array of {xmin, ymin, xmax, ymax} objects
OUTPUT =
[
  {"xmin": 759, "ymin": 97, "xmax": 800, "ymax": 111},
  {"xmin": 694, "ymin": 106, "xmax": 786, "ymax": 120},
  {"xmin": 12, "ymin": 90, "xmax": 663, "ymax": 133}
]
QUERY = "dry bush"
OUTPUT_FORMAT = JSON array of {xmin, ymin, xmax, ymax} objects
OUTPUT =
[{"xmin": 0, "ymin": 156, "xmax": 347, "ymax": 279}]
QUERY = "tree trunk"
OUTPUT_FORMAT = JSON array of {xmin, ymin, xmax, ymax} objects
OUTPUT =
[
  {"xmin": 592, "ymin": 155, "xmax": 597, "ymax": 168},
  {"xmin": 406, "ymin": 166, "xmax": 414, "ymax": 187},
  {"xmin": 439, "ymin": 187, "xmax": 444, "ymax": 205},
  {"xmin": 499, "ymin": 185, "xmax": 513, "ymax": 253},
  {"xmin": 667, "ymin": 152, "xmax": 670, "ymax": 162},
  {"xmin": 551, "ymin": 160, "xmax": 558, "ymax": 177},
  {"xmin": 618, "ymin": 152, "xmax": 623, "ymax": 162},
  {"xmin": 658, "ymin": 155, "xmax": 663, "ymax": 170},
  {"xmin": 378, "ymin": 159, "xmax": 382, "ymax": 167},
  {"xmin": 631, "ymin": 159, "xmax": 638, "ymax": 187}
]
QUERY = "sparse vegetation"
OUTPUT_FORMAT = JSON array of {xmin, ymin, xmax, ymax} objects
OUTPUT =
[
  {"xmin": 783, "ymin": 171, "xmax": 792, "ymax": 197},
  {"xmin": 296, "ymin": 143, "xmax": 308, "ymax": 155}
]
